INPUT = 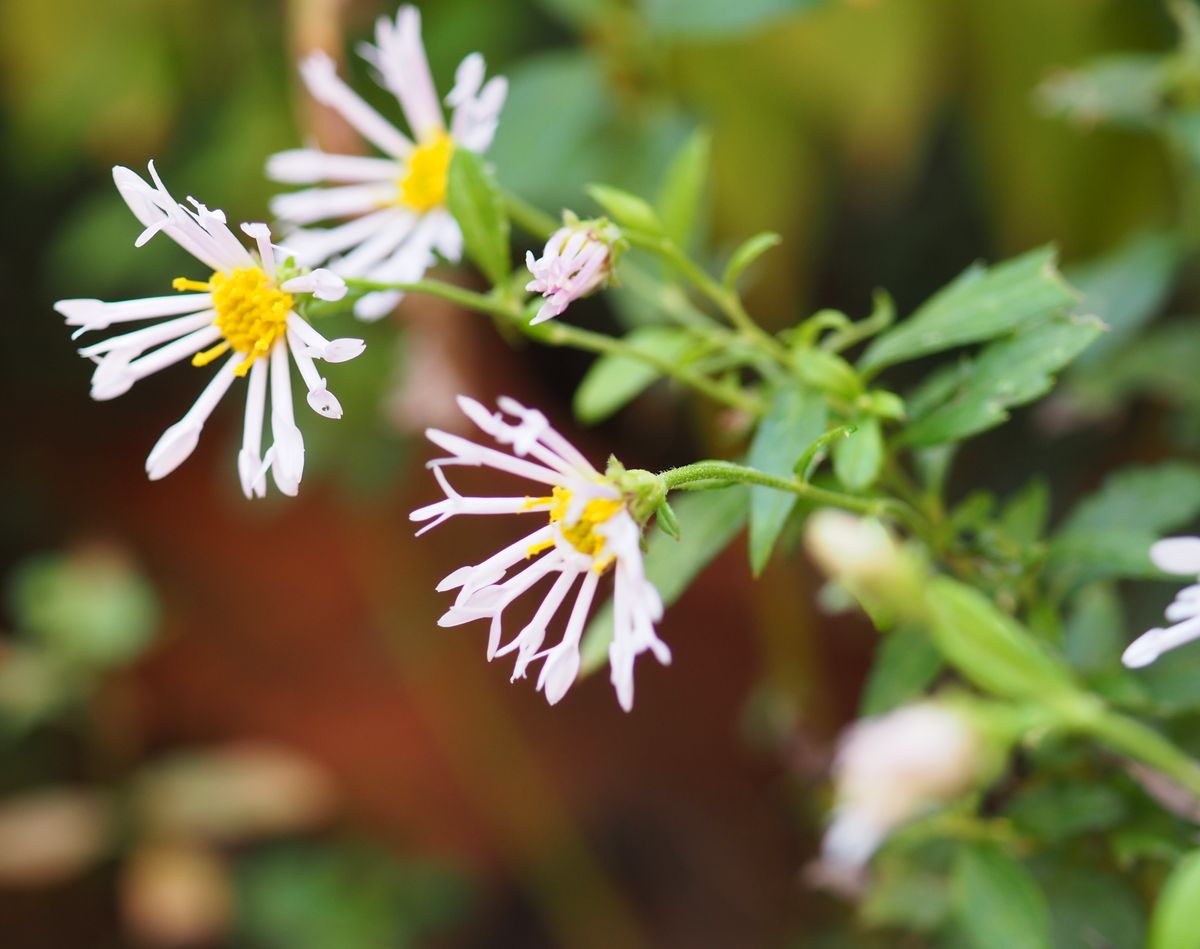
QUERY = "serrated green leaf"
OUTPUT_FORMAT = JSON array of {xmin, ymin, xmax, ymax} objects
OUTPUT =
[
  {"xmin": 656, "ymin": 128, "xmax": 710, "ymax": 249},
  {"xmin": 585, "ymin": 183, "xmax": 662, "ymax": 234},
  {"xmin": 641, "ymin": 0, "xmax": 826, "ymax": 38},
  {"xmin": 952, "ymin": 844, "xmax": 1052, "ymax": 949},
  {"xmin": 900, "ymin": 314, "xmax": 1103, "ymax": 447},
  {"xmin": 722, "ymin": 232, "xmax": 782, "ymax": 291},
  {"xmin": 1066, "ymin": 230, "xmax": 1181, "ymax": 366},
  {"xmin": 446, "ymin": 149, "xmax": 510, "ymax": 286},
  {"xmin": 573, "ymin": 327, "xmax": 697, "ymax": 424},
  {"xmin": 580, "ymin": 487, "xmax": 748, "ymax": 676},
  {"xmin": 860, "ymin": 246, "xmax": 1077, "ymax": 373},
  {"xmin": 859, "ymin": 625, "xmax": 943, "ymax": 716},
  {"xmin": 925, "ymin": 578, "xmax": 1074, "ymax": 700},
  {"xmin": 748, "ymin": 387, "xmax": 827, "ymax": 575},
  {"xmin": 1149, "ymin": 850, "xmax": 1200, "ymax": 949},
  {"xmin": 832, "ymin": 417, "xmax": 883, "ymax": 491}
]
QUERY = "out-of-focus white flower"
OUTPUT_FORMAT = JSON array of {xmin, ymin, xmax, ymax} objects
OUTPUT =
[
  {"xmin": 1123, "ymin": 537, "xmax": 1200, "ymax": 668},
  {"xmin": 820, "ymin": 704, "xmax": 980, "ymax": 877},
  {"xmin": 524, "ymin": 219, "xmax": 617, "ymax": 324},
  {"xmin": 54, "ymin": 163, "xmax": 363, "ymax": 498},
  {"xmin": 410, "ymin": 396, "xmax": 669, "ymax": 710},
  {"xmin": 267, "ymin": 5, "xmax": 507, "ymax": 321}
]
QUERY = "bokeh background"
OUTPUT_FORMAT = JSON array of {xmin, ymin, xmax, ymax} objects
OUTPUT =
[{"xmin": 0, "ymin": 0, "xmax": 1187, "ymax": 945}]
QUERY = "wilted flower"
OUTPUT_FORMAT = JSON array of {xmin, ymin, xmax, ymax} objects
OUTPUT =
[
  {"xmin": 267, "ymin": 5, "xmax": 507, "ymax": 320},
  {"xmin": 54, "ymin": 163, "xmax": 363, "ymax": 498},
  {"xmin": 1123, "ymin": 537, "xmax": 1200, "ymax": 668},
  {"xmin": 410, "ymin": 396, "xmax": 669, "ymax": 710},
  {"xmin": 819, "ymin": 704, "xmax": 981, "ymax": 880},
  {"xmin": 525, "ymin": 218, "xmax": 619, "ymax": 324}
]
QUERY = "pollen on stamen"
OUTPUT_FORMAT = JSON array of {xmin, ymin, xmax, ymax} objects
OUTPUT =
[
  {"xmin": 396, "ymin": 131, "xmax": 454, "ymax": 213},
  {"xmin": 178, "ymin": 267, "xmax": 294, "ymax": 376}
]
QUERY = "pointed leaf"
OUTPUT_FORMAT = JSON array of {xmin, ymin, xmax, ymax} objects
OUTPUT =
[
  {"xmin": 832, "ymin": 416, "xmax": 883, "ymax": 491},
  {"xmin": 860, "ymin": 246, "xmax": 1077, "ymax": 373},
  {"xmin": 748, "ymin": 387, "xmax": 827, "ymax": 575},
  {"xmin": 573, "ymin": 327, "xmax": 697, "ymax": 424},
  {"xmin": 446, "ymin": 149, "xmax": 510, "ymax": 286},
  {"xmin": 656, "ymin": 128, "xmax": 711, "ymax": 248},
  {"xmin": 952, "ymin": 843, "xmax": 1052, "ymax": 949},
  {"xmin": 585, "ymin": 183, "xmax": 662, "ymax": 234},
  {"xmin": 722, "ymin": 232, "xmax": 782, "ymax": 291}
]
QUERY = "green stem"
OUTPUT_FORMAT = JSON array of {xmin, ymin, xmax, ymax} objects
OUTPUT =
[
  {"xmin": 659, "ymin": 460, "xmax": 915, "ymax": 523},
  {"xmin": 346, "ymin": 277, "xmax": 764, "ymax": 416},
  {"xmin": 624, "ymin": 231, "xmax": 792, "ymax": 365}
]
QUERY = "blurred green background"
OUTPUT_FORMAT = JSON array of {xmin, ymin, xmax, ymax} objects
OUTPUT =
[{"xmin": 0, "ymin": 0, "xmax": 1188, "ymax": 945}]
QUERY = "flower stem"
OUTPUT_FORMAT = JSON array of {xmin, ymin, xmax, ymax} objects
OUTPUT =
[
  {"xmin": 659, "ymin": 460, "xmax": 915, "ymax": 523},
  {"xmin": 624, "ymin": 231, "xmax": 793, "ymax": 365}
]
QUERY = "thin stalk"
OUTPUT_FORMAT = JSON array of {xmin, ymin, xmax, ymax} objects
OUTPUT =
[
  {"xmin": 501, "ymin": 190, "xmax": 560, "ymax": 240},
  {"xmin": 659, "ymin": 460, "xmax": 918, "ymax": 525}
]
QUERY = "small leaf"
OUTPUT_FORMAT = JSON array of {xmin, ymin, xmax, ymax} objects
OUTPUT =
[
  {"xmin": 832, "ymin": 416, "xmax": 883, "ymax": 491},
  {"xmin": 859, "ymin": 246, "xmax": 1078, "ymax": 373},
  {"xmin": 722, "ymin": 232, "xmax": 782, "ymax": 291},
  {"xmin": 999, "ymin": 479, "xmax": 1049, "ymax": 545},
  {"xmin": 858, "ymin": 625, "xmax": 943, "ymax": 716},
  {"xmin": 585, "ymin": 183, "xmax": 662, "ymax": 234},
  {"xmin": 792, "ymin": 348, "xmax": 861, "ymax": 400},
  {"xmin": 446, "ymin": 149, "xmax": 510, "ymax": 286},
  {"xmin": 925, "ymin": 577, "xmax": 1074, "ymax": 700},
  {"xmin": 952, "ymin": 843, "xmax": 1052, "ymax": 949},
  {"xmin": 573, "ymin": 327, "xmax": 697, "ymax": 424},
  {"xmin": 656, "ymin": 128, "xmax": 711, "ymax": 248},
  {"xmin": 579, "ymin": 487, "xmax": 748, "ymax": 676},
  {"xmin": 900, "ymin": 314, "xmax": 1103, "ymax": 447},
  {"xmin": 747, "ymin": 387, "xmax": 827, "ymax": 576},
  {"xmin": 1148, "ymin": 850, "xmax": 1200, "ymax": 949}
]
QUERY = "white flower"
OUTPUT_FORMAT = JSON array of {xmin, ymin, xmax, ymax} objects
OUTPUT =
[
  {"xmin": 525, "ymin": 221, "xmax": 614, "ymax": 324},
  {"xmin": 1123, "ymin": 537, "xmax": 1200, "ymax": 668},
  {"xmin": 54, "ymin": 163, "xmax": 364, "ymax": 498},
  {"xmin": 409, "ymin": 396, "xmax": 669, "ymax": 710},
  {"xmin": 267, "ymin": 5, "xmax": 507, "ymax": 321},
  {"xmin": 820, "ymin": 704, "xmax": 980, "ymax": 876}
]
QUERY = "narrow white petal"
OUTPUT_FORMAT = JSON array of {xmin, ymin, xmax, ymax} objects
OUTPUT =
[
  {"xmin": 280, "ymin": 268, "xmax": 347, "ymax": 302},
  {"xmin": 266, "ymin": 148, "xmax": 398, "ymax": 184},
  {"xmin": 1151, "ymin": 537, "xmax": 1200, "ymax": 576},
  {"xmin": 300, "ymin": 51, "xmax": 413, "ymax": 158},
  {"xmin": 241, "ymin": 222, "xmax": 276, "ymax": 273},
  {"xmin": 77, "ymin": 311, "xmax": 215, "ymax": 358},
  {"xmin": 361, "ymin": 6, "xmax": 444, "ymax": 141},
  {"xmin": 145, "ymin": 354, "xmax": 239, "ymax": 480},
  {"xmin": 275, "ymin": 208, "xmax": 402, "ymax": 267},
  {"xmin": 424, "ymin": 429, "xmax": 563, "ymax": 486},
  {"xmin": 270, "ymin": 182, "xmax": 396, "ymax": 227},
  {"xmin": 56, "ymin": 294, "xmax": 213, "ymax": 332},
  {"xmin": 90, "ymin": 324, "xmax": 221, "ymax": 400},
  {"xmin": 239, "ymin": 358, "xmax": 269, "ymax": 499},
  {"xmin": 268, "ymin": 340, "xmax": 305, "ymax": 495}
]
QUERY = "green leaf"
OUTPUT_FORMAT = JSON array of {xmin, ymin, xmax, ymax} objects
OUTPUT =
[
  {"xmin": 925, "ymin": 578, "xmax": 1074, "ymax": 700},
  {"xmin": 1049, "ymin": 463, "xmax": 1200, "ymax": 583},
  {"xmin": 585, "ymin": 183, "xmax": 662, "ymax": 234},
  {"xmin": 641, "ymin": 0, "xmax": 826, "ymax": 38},
  {"xmin": 859, "ymin": 246, "xmax": 1078, "ymax": 373},
  {"xmin": 952, "ymin": 843, "xmax": 1052, "ymax": 949},
  {"xmin": 8, "ymin": 551, "xmax": 158, "ymax": 668},
  {"xmin": 722, "ymin": 232, "xmax": 782, "ymax": 291},
  {"xmin": 1062, "ymin": 583, "xmax": 1125, "ymax": 672},
  {"xmin": 1066, "ymin": 230, "xmax": 1181, "ymax": 366},
  {"xmin": 900, "ymin": 314, "xmax": 1103, "ymax": 447},
  {"xmin": 747, "ymin": 387, "xmax": 827, "ymax": 575},
  {"xmin": 832, "ymin": 416, "xmax": 883, "ymax": 491},
  {"xmin": 858, "ymin": 625, "xmax": 944, "ymax": 716},
  {"xmin": 1004, "ymin": 780, "xmax": 1127, "ymax": 843},
  {"xmin": 1148, "ymin": 849, "xmax": 1200, "ymax": 949},
  {"xmin": 573, "ymin": 327, "xmax": 697, "ymax": 424},
  {"xmin": 1038, "ymin": 54, "xmax": 1166, "ymax": 131},
  {"xmin": 580, "ymin": 487, "xmax": 748, "ymax": 676},
  {"xmin": 446, "ymin": 149, "xmax": 510, "ymax": 286},
  {"xmin": 999, "ymin": 479, "xmax": 1049, "ymax": 545},
  {"xmin": 656, "ymin": 128, "xmax": 711, "ymax": 249},
  {"xmin": 1039, "ymin": 863, "xmax": 1145, "ymax": 949}
]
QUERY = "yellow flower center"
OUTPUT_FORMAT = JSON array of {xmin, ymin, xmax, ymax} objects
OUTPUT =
[
  {"xmin": 396, "ymin": 131, "xmax": 454, "ymax": 213},
  {"xmin": 526, "ymin": 485, "xmax": 625, "ymax": 572},
  {"xmin": 174, "ymin": 267, "xmax": 294, "ymax": 377}
]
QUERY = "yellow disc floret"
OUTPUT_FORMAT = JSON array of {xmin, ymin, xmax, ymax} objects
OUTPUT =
[
  {"xmin": 526, "ymin": 485, "xmax": 625, "ymax": 572},
  {"xmin": 396, "ymin": 131, "xmax": 454, "ymax": 213},
  {"xmin": 175, "ymin": 267, "xmax": 294, "ymax": 377}
]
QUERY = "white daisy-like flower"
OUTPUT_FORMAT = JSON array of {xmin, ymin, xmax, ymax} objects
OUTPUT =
[
  {"xmin": 267, "ymin": 5, "xmax": 507, "ymax": 321},
  {"xmin": 54, "ymin": 163, "xmax": 364, "ymax": 498},
  {"xmin": 410, "ymin": 396, "xmax": 669, "ymax": 710},
  {"xmin": 1123, "ymin": 537, "xmax": 1200, "ymax": 668},
  {"xmin": 525, "ymin": 219, "xmax": 616, "ymax": 325}
]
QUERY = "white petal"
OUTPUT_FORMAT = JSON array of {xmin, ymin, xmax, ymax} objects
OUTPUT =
[
  {"xmin": 238, "ymin": 358, "xmax": 269, "ymax": 499},
  {"xmin": 268, "ymin": 340, "xmax": 305, "ymax": 495},
  {"xmin": 360, "ymin": 6, "xmax": 444, "ymax": 141},
  {"xmin": 145, "ymin": 354, "xmax": 239, "ymax": 480},
  {"xmin": 55, "ymin": 294, "xmax": 213, "ymax": 332},
  {"xmin": 270, "ymin": 182, "xmax": 396, "ymax": 227},
  {"xmin": 266, "ymin": 148, "xmax": 398, "ymax": 184},
  {"xmin": 1123, "ymin": 615, "xmax": 1200, "ymax": 668},
  {"xmin": 299, "ymin": 51, "xmax": 413, "ymax": 158},
  {"xmin": 280, "ymin": 268, "xmax": 347, "ymax": 301},
  {"xmin": 77, "ymin": 311, "xmax": 215, "ymax": 359},
  {"xmin": 1151, "ymin": 537, "xmax": 1200, "ymax": 575}
]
